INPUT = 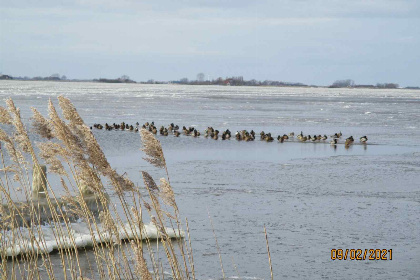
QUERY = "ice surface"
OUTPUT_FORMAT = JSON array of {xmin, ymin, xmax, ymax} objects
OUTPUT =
[{"xmin": 0, "ymin": 81, "xmax": 419, "ymax": 279}]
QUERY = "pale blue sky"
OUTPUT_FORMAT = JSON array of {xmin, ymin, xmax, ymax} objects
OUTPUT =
[{"xmin": 1, "ymin": 0, "xmax": 419, "ymax": 86}]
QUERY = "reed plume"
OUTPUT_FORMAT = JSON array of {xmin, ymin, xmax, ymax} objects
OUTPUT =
[
  {"xmin": 142, "ymin": 171, "xmax": 159, "ymax": 192},
  {"xmin": 142, "ymin": 171, "xmax": 164, "ymax": 223},
  {"xmin": 140, "ymin": 129, "xmax": 166, "ymax": 169},
  {"xmin": 48, "ymin": 98, "xmax": 85, "ymax": 162},
  {"xmin": 0, "ymin": 128, "xmax": 22, "ymax": 166},
  {"xmin": 0, "ymin": 106, "xmax": 12, "ymax": 124},
  {"xmin": 38, "ymin": 142, "xmax": 67, "ymax": 175},
  {"xmin": 159, "ymin": 178, "xmax": 178, "ymax": 212},
  {"xmin": 57, "ymin": 96, "xmax": 135, "ymax": 194},
  {"xmin": 31, "ymin": 108, "xmax": 53, "ymax": 139},
  {"xmin": 6, "ymin": 99, "xmax": 34, "ymax": 156},
  {"xmin": 57, "ymin": 96, "xmax": 85, "ymax": 126}
]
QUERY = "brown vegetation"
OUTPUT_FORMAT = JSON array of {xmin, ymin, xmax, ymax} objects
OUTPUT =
[{"xmin": 0, "ymin": 97, "xmax": 194, "ymax": 279}]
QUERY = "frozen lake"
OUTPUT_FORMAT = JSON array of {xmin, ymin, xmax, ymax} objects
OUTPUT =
[{"xmin": 1, "ymin": 81, "xmax": 420, "ymax": 279}]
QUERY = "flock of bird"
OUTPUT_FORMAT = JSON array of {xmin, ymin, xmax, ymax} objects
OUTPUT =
[{"xmin": 91, "ymin": 121, "xmax": 368, "ymax": 146}]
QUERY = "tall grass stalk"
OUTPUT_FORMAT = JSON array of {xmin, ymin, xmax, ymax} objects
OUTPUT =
[
  {"xmin": 0, "ymin": 97, "xmax": 194, "ymax": 280},
  {"xmin": 264, "ymin": 225, "xmax": 274, "ymax": 280},
  {"xmin": 0, "ymin": 97, "xmax": 275, "ymax": 280},
  {"xmin": 207, "ymin": 209, "xmax": 225, "ymax": 280}
]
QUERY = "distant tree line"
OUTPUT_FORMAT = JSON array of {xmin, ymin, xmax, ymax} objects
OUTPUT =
[
  {"xmin": 3, "ymin": 74, "xmax": 137, "ymax": 83},
  {"xmin": 9, "ymin": 73, "xmax": 68, "ymax": 81},
  {"xmin": 94, "ymin": 75, "xmax": 136, "ymax": 83},
  {"xmin": 172, "ymin": 74, "xmax": 308, "ymax": 87},
  {"xmin": 329, "ymin": 79, "xmax": 400, "ymax": 89},
  {"xmin": 2, "ymin": 73, "xmax": 419, "ymax": 89},
  {"xmin": 375, "ymin": 83, "xmax": 399, "ymax": 89}
]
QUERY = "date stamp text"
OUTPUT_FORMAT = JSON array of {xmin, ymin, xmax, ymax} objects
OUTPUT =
[{"xmin": 331, "ymin": 249, "xmax": 392, "ymax": 260}]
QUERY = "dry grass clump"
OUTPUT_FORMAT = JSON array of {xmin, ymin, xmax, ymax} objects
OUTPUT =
[
  {"xmin": 0, "ymin": 97, "xmax": 275, "ymax": 280},
  {"xmin": 0, "ymin": 97, "xmax": 195, "ymax": 280}
]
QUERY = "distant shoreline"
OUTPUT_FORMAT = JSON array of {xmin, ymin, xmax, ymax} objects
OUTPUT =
[{"xmin": 1, "ymin": 78, "xmax": 420, "ymax": 90}]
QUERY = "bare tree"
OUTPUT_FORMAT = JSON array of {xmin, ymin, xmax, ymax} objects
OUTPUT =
[
  {"xmin": 332, "ymin": 79, "xmax": 355, "ymax": 88},
  {"xmin": 196, "ymin": 73, "xmax": 205, "ymax": 82}
]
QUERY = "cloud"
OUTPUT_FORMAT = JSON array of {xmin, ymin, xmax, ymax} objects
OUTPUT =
[{"xmin": 1, "ymin": 0, "xmax": 419, "ymax": 85}]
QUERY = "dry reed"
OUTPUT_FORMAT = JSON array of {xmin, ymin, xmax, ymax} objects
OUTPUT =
[
  {"xmin": 264, "ymin": 225, "xmax": 274, "ymax": 280},
  {"xmin": 0, "ymin": 96, "xmax": 275, "ymax": 280},
  {"xmin": 0, "ymin": 97, "xmax": 195, "ymax": 280}
]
